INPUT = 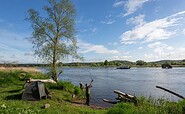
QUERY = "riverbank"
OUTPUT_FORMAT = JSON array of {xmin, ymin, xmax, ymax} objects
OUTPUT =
[{"xmin": 0, "ymin": 70, "xmax": 107, "ymax": 113}]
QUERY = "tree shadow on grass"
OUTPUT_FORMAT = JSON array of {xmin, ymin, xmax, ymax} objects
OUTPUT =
[
  {"xmin": 0, "ymin": 89, "xmax": 22, "ymax": 94},
  {"xmin": 5, "ymin": 93, "xmax": 22, "ymax": 100},
  {"xmin": 7, "ymin": 89, "xmax": 22, "ymax": 93}
]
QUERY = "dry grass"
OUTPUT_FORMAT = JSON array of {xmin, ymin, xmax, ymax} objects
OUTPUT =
[{"xmin": 0, "ymin": 67, "xmax": 41, "ymax": 72}]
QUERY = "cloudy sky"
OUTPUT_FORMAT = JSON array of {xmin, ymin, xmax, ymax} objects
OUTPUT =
[{"xmin": 1, "ymin": 0, "xmax": 185, "ymax": 63}]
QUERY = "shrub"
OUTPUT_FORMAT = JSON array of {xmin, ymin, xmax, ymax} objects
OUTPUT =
[{"xmin": 46, "ymin": 81, "xmax": 75, "ymax": 93}]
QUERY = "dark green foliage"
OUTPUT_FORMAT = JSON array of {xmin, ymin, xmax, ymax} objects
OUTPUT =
[
  {"xmin": 136, "ymin": 60, "xmax": 147, "ymax": 66},
  {"xmin": 104, "ymin": 60, "xmax": 109, "ymax": 66}
]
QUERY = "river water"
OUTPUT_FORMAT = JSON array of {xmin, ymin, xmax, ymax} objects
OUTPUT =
[{"xmin": 41, "ymin": 67, "xmax": 185, "ymax": 107}]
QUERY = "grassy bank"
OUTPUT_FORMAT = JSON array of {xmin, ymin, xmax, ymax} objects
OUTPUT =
[
  {"xmin": 1, "ymin": 70, "xmax": 185, "ymax": 114},
  {"xmin": 108, "ymin": 97, "xmax": 185, "ymax": 114},
  {"xmin": 0, "ymin": 70, "xmax": 106, "ymax": 114}
]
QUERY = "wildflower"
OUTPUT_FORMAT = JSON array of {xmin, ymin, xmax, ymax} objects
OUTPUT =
[{"xmin": 1, "ymin": 104, "xmax": 6, "ymax": 108}]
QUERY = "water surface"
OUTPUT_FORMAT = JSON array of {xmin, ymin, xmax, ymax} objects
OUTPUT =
[{"xmin": 41, "ymin": 67, "xmax": 185, "ymax": 107}]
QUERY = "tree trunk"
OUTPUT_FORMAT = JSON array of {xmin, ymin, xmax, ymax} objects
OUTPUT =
[{"xmin": 52, "ymin": 38, "xmax": 58, "ymax": 82}]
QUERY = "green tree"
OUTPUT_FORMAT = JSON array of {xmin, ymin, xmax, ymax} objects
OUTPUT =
[
  {"xmin": 136, "ymin": 60, "xmax": 146, "ymax": 66},
  {"xmin": 104, "ymin": 60, "xmax": 109, "ymax": 66},
  {"xmin": 27, "ymin": 0, "xmax": 81, "ymax": 82}
]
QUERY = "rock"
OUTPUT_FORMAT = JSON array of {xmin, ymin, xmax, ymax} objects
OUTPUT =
[{"xmin": 41, "ymin": 103, "xmax": 50, "ymax": 109}]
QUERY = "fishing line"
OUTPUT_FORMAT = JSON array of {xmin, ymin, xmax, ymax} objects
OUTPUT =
[{"xmin": 87, "ymin": 69, "xmax": 94, "ymax": 81}]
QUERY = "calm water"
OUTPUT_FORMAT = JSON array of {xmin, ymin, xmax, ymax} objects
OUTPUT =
[{"xmin": 41, "ymin": 67, "xmax": 185, "ymax": 107}]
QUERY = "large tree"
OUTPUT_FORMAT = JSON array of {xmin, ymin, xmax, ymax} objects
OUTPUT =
[{"xmin": 27, "ymin": 0, "xmax": 80, "ymax": 82}]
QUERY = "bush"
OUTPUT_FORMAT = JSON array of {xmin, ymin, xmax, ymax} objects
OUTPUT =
[{"xmin": 46, "ymin": 81, "xmax": 84, "ymax": 97}]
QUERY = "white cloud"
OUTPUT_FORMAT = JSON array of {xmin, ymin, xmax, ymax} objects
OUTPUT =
[
  {"xmin": 113, "ymin": 0, "xmax": 125, "ymax": 7},
  {"xmin": 138, "ymin": 46, "xmax": 143, "ymax": 49},
  {"xmin": 126, "ymin": 14, "xmax": 145, "ymax": 26},
  {"xmin": 0, "ymin": 29, "xmax": 32, "ymax": 49},
  {"xmin": 143, "ymin": 42, "xmax": 180, "ymax": 61},
  {"xmin": 113, "ymin": 0, "xmax": 151, "ymax": 16},
  {"xmin": 101, "ymin": 20, "xmax": 115, "ymax": 25},
  {"xmin": 0, "ymin": 43, "xmax": 36, "ymax": 63},
  {"xmin": 124, "ymin": 0, "xmax": 151, "ymax": 16},
  {"xmin": 112, "ymin": 55, "xmax": 133, "ymax": 60},
  {"xmin": 0, "ymin": 27, "xmax": 37, "ymax": 63},
  {"xmin": 120, "ymin": 10, "xmax": 185, "ymax": 44},
  {"xmin": 108, "ymin": 42, "xmax": 118, "ymax": 46},
  {"xmin": 148, "ymin": 42, "xmax": 174, "ymax": 54},
  {"xmin": 183, "ymin": 29, "xmax": 185, "ymax": 35},
  {"xmin": 78, "ymin": 40, "xmax": 119, "ymax": 55}
]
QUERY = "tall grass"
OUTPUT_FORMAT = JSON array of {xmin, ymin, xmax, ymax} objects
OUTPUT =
[
  {"xmin": 46, "ymin": 81, "xmax": 84, "ymax": 99},
  {"xmin": 0, "ymin": 70, "xmax": 49, "ymax": 86},
  {"xmin": 108, "ymin": 97, "xmax": 185, "ymax": 114}
]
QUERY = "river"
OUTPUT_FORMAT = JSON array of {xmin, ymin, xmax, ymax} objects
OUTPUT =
[{"xmin": 41, "ymin": 67, "xmax": 185, "ymax": 107}]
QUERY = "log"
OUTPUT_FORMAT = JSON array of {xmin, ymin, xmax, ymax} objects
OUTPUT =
[
  {"xmin": 114, "ymin": 90, "xmax": 135, "ymax": 99},
  {"xmin": 103, "ymin": 90, "xmax": 137, "ymax": 105},
  {"xmin": 29, "ymin": 78, "xmax": 56, "ymax": 83},
  {"xmin": 156, "ymin": 86, "xmax": 184, "ymax": 99},
  {"xmin": 102, "ymin": 99, "xmax": 119, "ymax": 104}
]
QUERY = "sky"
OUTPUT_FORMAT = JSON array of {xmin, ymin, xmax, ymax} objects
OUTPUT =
[{"xmin": 1, "ymin": 0, "xmax": 185, "ymax": 63}]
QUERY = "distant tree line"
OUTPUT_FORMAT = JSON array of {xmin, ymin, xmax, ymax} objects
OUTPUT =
[{"xmin": 1, "ymin": 59, "xmax": 185, "ymax": 68}]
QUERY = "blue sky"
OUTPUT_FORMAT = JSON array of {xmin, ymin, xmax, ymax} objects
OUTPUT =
[{"xmin": 1, "ymin": 0, "xmax": 185, "ymax": 63}]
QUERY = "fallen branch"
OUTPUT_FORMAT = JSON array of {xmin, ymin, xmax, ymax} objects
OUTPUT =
[
  {"xmin": 114, "ymin": 90, "xmax": 135, "ymax": 99},
  {"xmin": 156, "ymin": 86, "xmax": 184, "ymax": 99},
  {"xmin": 103, "ymin": 99, "xmax": 119, "ymax": 104},
  {"xmin": 103, "ymin": 90, "xmax": 137, "ymax": 105},
  {"xmin": 29, "ymin": 78, "xmax": 56, "ymax": 83}
]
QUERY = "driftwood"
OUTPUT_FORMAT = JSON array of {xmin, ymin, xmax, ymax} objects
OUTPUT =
[
  {"xmin": 156, "ymin": 86, "xmax": 184, "ymax": 99},
  {"xmin": 114, "ymin": 90, "xmax": 135, "ymax": 99},
  {"xmin": 103, "ymin": 90, "xmax": 137, "ymax": 104},
  {"xmin": 29, "ymin": 78, "xmax": 56, "ymax": 83},
  {"xmin": 103, "ymin": 99, "xmax": 119, "ymax": 104}
]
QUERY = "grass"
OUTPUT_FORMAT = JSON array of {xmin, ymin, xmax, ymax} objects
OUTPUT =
[
  {"xmin": 1, "ymin": 70, "xmax": 185, "ymax": 114},
  {"xmin": 107, "ymin": 97, "xmax": 185, "ymax": 114},
  {"xmin": 0, "ymin": 70, "xmax": 107, "ymax": 114}
]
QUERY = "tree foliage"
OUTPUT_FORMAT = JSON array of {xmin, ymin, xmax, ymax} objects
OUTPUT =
[
  {"xmin": 136, "ymin": 60, "xmax": 146, "ymax": 66},
  {"xmin": 27, "ymin": 0, "xmax": 81, "ymax": 81},
  {"xmin": 104, "ymin": 60, "xmax": 109, "ymax": 66}
]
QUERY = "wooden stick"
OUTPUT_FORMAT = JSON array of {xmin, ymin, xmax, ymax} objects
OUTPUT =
[{"xmin": 156, "ymin": 86, "xmax": 184, "ymax": 99}]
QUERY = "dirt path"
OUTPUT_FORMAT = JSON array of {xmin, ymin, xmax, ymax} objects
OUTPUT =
[{"xmin": 71, "ymin": 100, "xmax": 105, "ymax": 110}]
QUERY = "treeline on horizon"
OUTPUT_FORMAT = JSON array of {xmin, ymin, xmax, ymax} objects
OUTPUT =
[{"xmin": 1, "ymin": 59, "xmax": 185, "ymax": 67}]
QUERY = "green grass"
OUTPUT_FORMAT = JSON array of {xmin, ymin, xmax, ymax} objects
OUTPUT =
[
  {"xmin": 0, "ymin": 70, "xmax": 107, "ymax": 114},
  {"xmin": 108, "ymin": 97, "xmax": 185, "ymax": 114}
]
